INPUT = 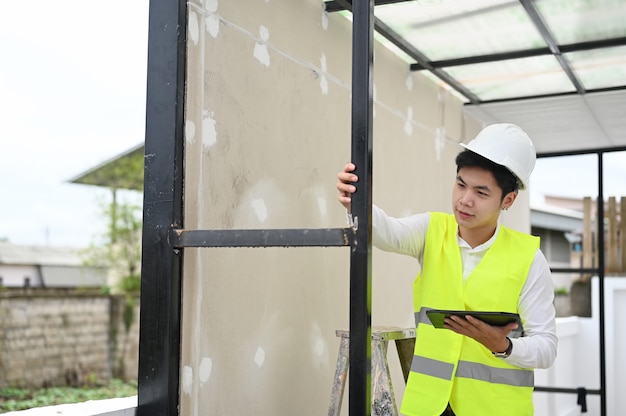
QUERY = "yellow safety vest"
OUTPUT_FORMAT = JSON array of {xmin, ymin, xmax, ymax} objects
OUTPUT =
[{"xmin": 400, "ymin": 213, "xmax": 539, "ymax": 416}]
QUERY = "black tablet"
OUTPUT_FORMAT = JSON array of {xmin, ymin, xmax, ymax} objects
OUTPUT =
[{"xmin": 426, "ymin": 309, "xmax": 521, "ymax": 329}]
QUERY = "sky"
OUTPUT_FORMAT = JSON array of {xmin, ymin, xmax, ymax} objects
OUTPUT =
[
  {"xmin": 0, "ymin": 0, "xmax": 149, "ymax": 247},
  {"xmin": 1, "ymin": 0, "xmax": 625, "ymax": 248}
]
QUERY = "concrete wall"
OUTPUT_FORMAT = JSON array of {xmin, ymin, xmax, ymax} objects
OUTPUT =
[
  {"xmin": 178, "ymin": 1, "xmax": 531, "ymax": 415},
  {"xmin": 0, "ymin": 289, "xmax": 139, "ymax": 389}
]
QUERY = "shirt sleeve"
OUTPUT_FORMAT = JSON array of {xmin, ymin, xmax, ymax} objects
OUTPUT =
[
  {"xmin": 371, "ymin": 204, "xmax": 430, "ymax": 260},
  {"xmin": 506, "ymin": 249, "xmax": 558, "ymax": 369}
]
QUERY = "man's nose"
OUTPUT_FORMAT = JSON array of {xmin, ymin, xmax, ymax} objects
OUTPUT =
[{"xmin": 459, "ymin": 190, "xmax": 473, "ymax": 206}]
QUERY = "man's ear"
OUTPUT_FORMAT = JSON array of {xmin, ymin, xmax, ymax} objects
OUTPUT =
[{"xmin": 502, "ymin": 191, "xmax": 518, "ymax": 210}]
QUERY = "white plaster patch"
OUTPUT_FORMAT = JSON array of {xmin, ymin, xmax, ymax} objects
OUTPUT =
[
  {"xmin": 189, "ymin": 12, "xmax": 199, "ymax": 45},
  {"xmin": 400, "ymin": 207, "xmax": 413, "ymax": 218},
  {"xmin": 206, "ymin": 0, "xmax": 218, "ymax": 12},
  {"xmin": 311, "ymin": 322, "xmax": 328, "ymax": 366},
  {"xmin": 251, "ymin": 198, "xmax": 268, "ymax": 222},
  {"xmin": 317, "ymin": 196, "xmax": 327, "ymax": 216},
  {"xmin": 182, "ymin": 365, "xmax": 193, "ymax": 396},
  {"xmin": 404, "ymin": 106, "xmax": 413, "ymax": 136},
  {"xmin": 314, "ymin": 338, "xmax": 325, "ymax": 358},
  {"xmin": 206, "ymin": 14, "xmax": 220, "ymax": 38},
  {"xmin": 202, "ymin": 111, "xmax": 217, "ymax": 149},
  {"xmin": 198, "ymin": 357, "xmax": 213, "ymax": 384},
  {"xmin": 435, "ymin": 127, "xmax": 445, "ymax": 161},
  {"xmin": 406, "ymin": 73, "xmax": 413, "ymax": 91},
  {"xmin": 254, "ymin": 346, "xmax": 266, "ymax": 367},
  {"xmin": 185, "ymin": 120, "xmax": 196, "ymax": 144},
  {"xmin": 322, "ymin": 11, "xmax": 329, "ymax": 30},
  {"xmin": 205, "ymin": 0, "xmax": 220, "ymax": 39},
  {"xmin": 320, "ymin": 54, "xmax": 329, "ymax": 95},
  {"xmin": 254, "ymin": 26, "xmax": 271, "ymax": 67}
]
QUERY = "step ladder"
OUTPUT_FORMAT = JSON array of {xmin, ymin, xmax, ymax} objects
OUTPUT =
[{"xmin": 328, "ymin": 326, "xmax": 416, "ymax": 416}]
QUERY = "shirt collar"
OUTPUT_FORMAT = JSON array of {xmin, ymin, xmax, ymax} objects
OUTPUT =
[{"xmin": 457, "ymin": 222, "xmax": 501, "ymax": 252}]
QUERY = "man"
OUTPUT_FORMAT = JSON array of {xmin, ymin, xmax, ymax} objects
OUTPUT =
[{"xmin": 336, "ymin": 124, "xmax": 557, "ymax": 416}]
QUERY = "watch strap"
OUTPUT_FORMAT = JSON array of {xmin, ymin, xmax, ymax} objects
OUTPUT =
[{"xmin": 492, "ymin": 337, "xmax": 513, "ymax": 358}]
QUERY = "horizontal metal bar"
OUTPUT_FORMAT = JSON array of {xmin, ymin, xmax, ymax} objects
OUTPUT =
[
  {"xmin": 550, "ymin": 268, "xmax": 600, "ymax": 274},
  {"xmin": 534, "ymin": 386, "xmax": 601, "ymax": 395},
  {"xmin": 538, "ymin": 144, "xmax": 626, "ymax": 158},
  {"xmin": 466, "ymin": 84, "xmax": 626, "ymax": 106},
  {"xmin": 170, "ymin": 228, "xmax": 352, "ymax": 248},
  {"xmin": 324, "ymin": 0, "xmax": 411, "ymax": 13},
  {"xmin": 411, "ymin": 36, "xmax": 626, "ymax": 70},
  {"xmin": 410, "ymin": 47, "xmax": 551, "ymax": 70}
]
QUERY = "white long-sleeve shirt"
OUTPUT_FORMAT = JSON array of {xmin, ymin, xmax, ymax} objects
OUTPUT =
[{"xmin": 371, "ymin": 205, "xmax": 558, "ymax": 369}]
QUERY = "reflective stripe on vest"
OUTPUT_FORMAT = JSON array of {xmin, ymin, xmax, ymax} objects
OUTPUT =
[{"xmin": 409, "ymin": 354, "xmax": 533, "ymax": 387}]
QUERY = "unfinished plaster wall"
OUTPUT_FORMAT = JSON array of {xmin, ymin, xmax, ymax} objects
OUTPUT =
[{"xmin": 179, "ymin": 1, "xmax": 530, "ymax": 415}]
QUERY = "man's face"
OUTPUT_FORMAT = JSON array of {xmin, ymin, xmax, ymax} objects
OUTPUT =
[{"xmin": 452, "ymin": 166, "xmax": 515, "ymax": 235}]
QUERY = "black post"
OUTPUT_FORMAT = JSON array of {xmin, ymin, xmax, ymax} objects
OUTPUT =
[
  {"xmin": 349, "ymin": 0, "xmax": 374, "ymax": 415},
  {"xmin": 136, "ymin": 0, "xmax": 187, "ymax": 415},
  {"xmin": 596, "ymin": 153, "xmax": 607, "ymax": 416}
]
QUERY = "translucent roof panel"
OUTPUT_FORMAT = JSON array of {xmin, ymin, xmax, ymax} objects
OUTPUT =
[
  {"xmin": 327, "ymin": 0, "xmax": 626, "ymax": 105},
  {"xmin": 441, "ymin": 56, "xmax": 575, "ymax": 101},
  {"xmin": 375, "ymin": 0, "xmax": 546, "ymax": 61},
  {"xmin": 567, "ymin": 46, "xmax": 626, "ymax": 90},
  {"xmin": 535, "ymin": 0, "xmax": 626, "ymax": 45}
]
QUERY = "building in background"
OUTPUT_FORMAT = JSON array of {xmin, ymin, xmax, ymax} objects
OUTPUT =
[{"xmin": 0, "ymin": 242, "xmax": 106, "ymax": 288}]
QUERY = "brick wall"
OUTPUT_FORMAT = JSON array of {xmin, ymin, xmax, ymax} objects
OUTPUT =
[{"xmin": 0, "ymin": 289, "xmax": 139, "ymax": 389}]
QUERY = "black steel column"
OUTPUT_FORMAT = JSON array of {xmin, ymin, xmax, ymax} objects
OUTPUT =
[
  {"xmin": 349, "ymin": 0, "xmax": 374, "ymax": 415},
  {"xmin": 597, "ymin": 153, "xmax": 607, "ymax": 416},
  {"xmin": 137, "ymin": 0, "xmax": 187, "ymax": 415}
]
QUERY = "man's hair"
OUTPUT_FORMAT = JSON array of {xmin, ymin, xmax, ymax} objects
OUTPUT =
[{"xmin": 455, "ymin": 150, "xmax": 519, "ymax": 199}]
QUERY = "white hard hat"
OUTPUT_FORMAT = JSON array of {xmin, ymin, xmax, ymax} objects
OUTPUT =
[{"xmin": 460, "ymin": 123, "xmax": 536, "ymax": 190}]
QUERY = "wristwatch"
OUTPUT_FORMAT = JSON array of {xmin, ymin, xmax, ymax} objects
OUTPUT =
[{"xmin": 492, "ymin": 337, "xmax": 513, "ymax": 358}]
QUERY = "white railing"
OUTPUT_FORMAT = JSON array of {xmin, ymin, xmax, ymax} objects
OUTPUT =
[{"xmin": 534, "ymin": 276, "xmax": 626, "ymax": 416}]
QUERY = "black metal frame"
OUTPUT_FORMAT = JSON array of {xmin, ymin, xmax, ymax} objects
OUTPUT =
[
  {"xmin": 138, "ymin": 0, "xmax": 621, "ymax": 414},
  {"xmin": 137, "ymin": 0, "xmax": 187, "ymax": 415},
  {"xmin": 138, "ymin": 0, "xmax": 375, "ymax": 414},
  {"xmin": 534, "ymin": 146, "xmax": 626, "ymax": 416}
]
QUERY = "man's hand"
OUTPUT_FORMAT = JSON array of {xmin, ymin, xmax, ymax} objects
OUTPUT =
[
  {"xmin": 444, "ymin": 315, "xmax": 517, "ymax": 354},
  {"xmin": 336, "ymin": 163, "xmax": 358, "ymax": 211}
]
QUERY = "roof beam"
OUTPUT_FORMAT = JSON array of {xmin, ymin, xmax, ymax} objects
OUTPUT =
[
  {"xmin": 328, "ymin": 0, "xmax": 481, "ymax": 104},
  {"xmin": 466, "ymin": 85, "xmax": 626, "ymax": 105},
  {"xmin": 324, "ymin": 0, "xmax": 410, "ymax": 13},
  {"xmin": 519, "ymin": 0, "xmax": 585, "ymax": 94},
  {"xmin": 410, "ymin": 36, "xmax": 626, "ymax": 70}
]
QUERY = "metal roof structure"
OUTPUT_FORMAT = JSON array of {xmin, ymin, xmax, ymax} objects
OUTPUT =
[
  {"xmin": 328, "ymin": 0, "xmax": 626, "ymax": 154},
  {"xmin": 137, "ymin": 2, "xmax": 622, "ymax": 415},
  {"xmin": 68, "ymin": 143, "xmax": 144, "ymax": 191}
]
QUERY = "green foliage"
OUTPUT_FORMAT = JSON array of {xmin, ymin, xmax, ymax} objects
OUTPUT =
[
  {"xmin": 119, "ymin": 274, "xmax": 141, "ymax": 295},
  {"xmin": 554, "ymin": 286, "xmax": 569, "ymax": 295},
  {"xmin": 82, "ymin": 193, "xmax": 143, "ymax": 294},
  {"xmin": 81, "ymin": 191, "xmax": 143, "ymax": 380},
  {"xmin": 0, "ymin": 379, "xmax": 137, "ymax": 412}
]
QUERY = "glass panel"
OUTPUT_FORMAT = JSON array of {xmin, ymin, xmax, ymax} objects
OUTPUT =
[
  {"xmin": 604, "ymin": 151, "xmax": 626, "ymax": 198},
  {"xmin": 536, "ymin": 0, "xmax": 626, "ymax": 45},
  {"xmin": 375, "ymin": 0, "xmax": 546, "ymax": 61},
  {"xmin": 442, "ymin": 56, "xmax": 574, "ymax": 101},
  {"xmin": 532, "ymin": 155, "xmax": 598, "ymax": 200},
  {"xmin": 566, "ymin": 46, "xmax": 626, "ymax": 90},
  {"xmin": 531, "ymin": 154, "xmax": 599, "ymax": 317}
]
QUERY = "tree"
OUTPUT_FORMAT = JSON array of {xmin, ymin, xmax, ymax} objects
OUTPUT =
[{"xmin": 82, "ymin": 190, "xmax": 142, "ymax": 380}]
